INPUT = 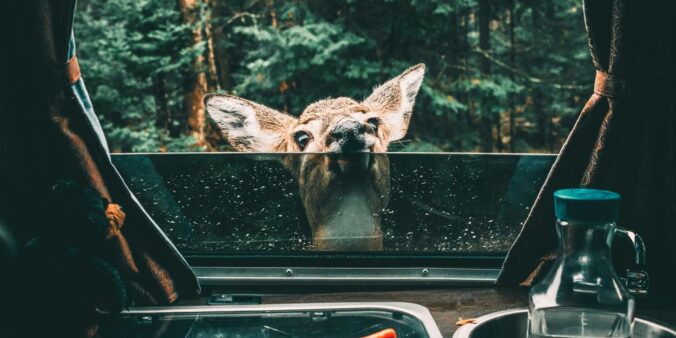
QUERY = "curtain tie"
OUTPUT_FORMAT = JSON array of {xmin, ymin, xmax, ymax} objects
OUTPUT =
[
  {"xmin": 65, "ymin": 55, "xmax": 81, "ymax": 85},
  {"xmin": 519, "ymin": 250, "xmax": 557, "ymax": 287},
  {"xmin": 594, "ymin": 70, "xmax": 626, "ymax": 99},
  {"xmin": 105, "ymin": 203, "xmax": 126, "ymax": 239}
]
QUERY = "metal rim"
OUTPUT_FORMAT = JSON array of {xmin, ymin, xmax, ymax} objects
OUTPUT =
[
  {"xmin": 452, "ymin": 308, "xmax": 676, "ymax": 338},
  {"xmin": 123, "ymin": 302, "xmax": 443, "ymax": 338},
  {"xmin": 193, "ymin": 266, "xmax": 499, "ymax": 286}
]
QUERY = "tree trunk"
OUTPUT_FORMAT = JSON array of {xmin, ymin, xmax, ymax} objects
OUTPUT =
[
  {"xmin": 153, "ymin": 73, "xmax": 170, "ymax": 131},
  {"xmin": 461, "ymin": 5, "xmax": 469, "ymax": 79},
  {"xmin": 496, "ymin": 112, "xmax": 503, "ymax": 152},
  {"xmin": 267, "ymin": 0, "xmax": 278, "ymax": 28},
  {"xmin": 211, "ymin": 0, "xmax": 231, "ymax": 91},
  {"xmin": 457, "ymin": 5, "xmax": 470, "ymax": 151},
  {"xmin": 533, "ymin": 88, "xmax": 548, "ymax": 150},
  {"xmin": 478, "ymin": 0, "xmax": 493, "ymax": 152},
  {"xmin": 508, "ymin": 0, "xmax": 516, "ymax": 152},
  {"xmin": 448, "ymin": 7, "xmax": 460, "ymax": 80},
  {"xmin": 178, "ymin": 0, "xmax": 208, "ymax": 147},
  {"xmin": 547, "ymin": 93, "xmax": 554, "ymax": 153},
  {"xmin": 204, "ymin": 0, "xmax": 220, "ymax": 91}
]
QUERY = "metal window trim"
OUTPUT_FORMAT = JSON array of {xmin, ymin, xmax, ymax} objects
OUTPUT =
[
  {"xmin": 193, "ymin": 266, "xmax": 499, "ymax": 286},
  {"xmin": 111, "ymin": 152, "xmax": 554, "ymax": 286},
  {"xmin": 122, "ymin": 302, "xmax": 443, "ymax": 338}
]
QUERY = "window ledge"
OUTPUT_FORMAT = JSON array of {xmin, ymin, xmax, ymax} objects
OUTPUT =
[{"xmin": 194, "ymin": 266, "xmax": 499, "ymax": 286}]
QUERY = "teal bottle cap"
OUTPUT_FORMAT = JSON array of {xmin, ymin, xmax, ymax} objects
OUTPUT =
[{"xmin": 554, "ymin": 188, "xmax": 620, "ymax": 222}]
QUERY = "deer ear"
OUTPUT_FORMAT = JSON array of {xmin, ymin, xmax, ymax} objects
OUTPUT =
[
  {"xmin": 363, "ymin": 64, "xmax": 425, "ymax": 142},
  {"xmin": 205, "ymin": 94, "xmax": 296, "ymax": 152}
]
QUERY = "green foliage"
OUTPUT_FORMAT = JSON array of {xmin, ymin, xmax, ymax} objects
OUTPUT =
[
  {"xmin": 76, "ymin": 0, "xmax": 592, "ymax": 153},
  {"xmin": 76, "ymin": 0, "xmax": 200, "ymax": 152},
  {"xmin": 231, "ymin": 21, "xmax": 370, "ymax": 109}
]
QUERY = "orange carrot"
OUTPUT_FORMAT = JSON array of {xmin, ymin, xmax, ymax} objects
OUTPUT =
[{"xmin": 361, "ymin": 328, "xmax": 397, "ymax": 338}]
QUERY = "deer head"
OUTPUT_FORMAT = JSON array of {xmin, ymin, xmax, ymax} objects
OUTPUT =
[{"xmin": 205, "ymin": 64, "xmax": 425, "ymax": 251}]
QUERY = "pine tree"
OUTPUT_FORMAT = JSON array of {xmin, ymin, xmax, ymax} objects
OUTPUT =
[{"xmin": 75, "ymin": 0, "xmax": 591, "ymax": 153}]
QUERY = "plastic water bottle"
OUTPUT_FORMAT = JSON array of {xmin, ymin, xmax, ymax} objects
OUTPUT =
[{"xmin": 527, "ymin": 189, "xmax": 634, "ymax": 338}]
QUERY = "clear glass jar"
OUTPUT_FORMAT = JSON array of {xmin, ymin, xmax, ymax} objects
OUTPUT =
[{"xmin": 528, "ymin": 188, "xmax": 635, "ymax": 338}]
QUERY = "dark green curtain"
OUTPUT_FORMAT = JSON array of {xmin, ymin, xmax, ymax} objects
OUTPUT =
[
  {"xmin": 498, "ymin": 0, "xmax": 676, "ymax": 305},
  {"xmin": 0, "ymin": 1, "xmax": 199, "ymax": 336}
]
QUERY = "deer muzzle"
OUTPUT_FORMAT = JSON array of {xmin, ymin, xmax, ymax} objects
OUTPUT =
[{"xmin": 327, "ymin": 119, "xmax": 374, "ymax": 174}]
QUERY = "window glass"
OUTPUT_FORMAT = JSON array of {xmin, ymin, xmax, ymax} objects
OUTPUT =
[{"xmin": 113, "ymin": 153, "xmax": 553, "ymax": 253}]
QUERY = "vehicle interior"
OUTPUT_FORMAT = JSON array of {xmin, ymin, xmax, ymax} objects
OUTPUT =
[{"xmin": 0, "ymin": 0, "xmax": 674, "ymax": 337}]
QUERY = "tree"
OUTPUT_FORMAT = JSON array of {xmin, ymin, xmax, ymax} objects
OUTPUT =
[
  {"xmin": 508, "ymin": 0, "xmax": 517, "ymax": 152},
  {"xmin": 478, "ymin": 0, "xmax": 494, "ymax": 152},
  {"xmin": 177, "ymin": 0, "xmax": 209, "ymax": 147},
  {"xmin": 76, "ymin": 0, "xmax": 199, "ymax": 152},
  {"xmin": 76, "ymin": 0, "xmax": 592, "ymax": 154}
]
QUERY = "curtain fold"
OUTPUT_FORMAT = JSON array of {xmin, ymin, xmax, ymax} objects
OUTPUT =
[
  {"xmin": 497, "ymin": 0, "xmax": 676, "ymax": 305},
  {"xmin": 0, "ymin": 0, "xmax": 199, "ymax": 324}
]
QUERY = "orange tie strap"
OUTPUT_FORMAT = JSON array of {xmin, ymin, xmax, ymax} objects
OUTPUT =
[
  {"xmin": 105, "ymin": 202, "xmax": 139, "ymax": 274},
  {"xmin": 593, "ymin": 70, "xmax": 626, "ymax": 99},
  {"xmin": 66, "ymin": 55, "xmax": 81, "ymax": 85},
  {"xmin": 105, "ymin": 203, "xmax": 126, "ymax": 239},
  {"xmin": 519, "ymin": 250, "xmax": 558, "ymax": 287},
  {"xmin": 455, "ymin": 318, "xmax": 476, "ymax": 326}
]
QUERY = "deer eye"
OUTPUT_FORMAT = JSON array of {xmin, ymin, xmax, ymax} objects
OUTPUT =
[
  {"xmin": 294, "ymin": 131, "xmax": 310, "ymax": 150},
  {"xmin": 366, "ymin": 117, "xmax": 380, "ymax": 132}
]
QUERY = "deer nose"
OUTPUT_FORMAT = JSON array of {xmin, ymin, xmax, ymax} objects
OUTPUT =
[{"xmin": 328, "ymin": 119, "xmax": 367, "ymax": 153}]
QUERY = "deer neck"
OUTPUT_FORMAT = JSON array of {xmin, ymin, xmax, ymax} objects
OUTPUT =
[{"xmin": 310, "ymin": 185, "xmax": 383, "ymax": 250}]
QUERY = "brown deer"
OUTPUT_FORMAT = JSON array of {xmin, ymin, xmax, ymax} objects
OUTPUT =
[{"xmin": 204, "ymin": 64, "xmax": 425, "ymax": 251}]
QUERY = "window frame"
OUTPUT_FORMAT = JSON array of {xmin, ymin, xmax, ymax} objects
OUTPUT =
[
  {"xmin": 112, "ymin": 152, "xmax": 556, "ymax": 286},
  {"xmin": 187, "ymin": 253, "xmax": 503, "ymax": 286}
]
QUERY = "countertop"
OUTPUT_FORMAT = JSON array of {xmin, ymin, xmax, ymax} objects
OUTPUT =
[{"xmin": 184, "ymin": 286, "xmax": 675, "ymax": 337}]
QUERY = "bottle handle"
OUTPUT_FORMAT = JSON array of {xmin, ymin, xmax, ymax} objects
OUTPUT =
[{"xmin": 614, "ymin": 228, "xmax": 649, "ymax": 295}]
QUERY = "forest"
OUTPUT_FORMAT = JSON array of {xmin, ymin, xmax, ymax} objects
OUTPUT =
[{"xmin": 74, "ymin": 0, "xmax": 592, "ymax": 153}]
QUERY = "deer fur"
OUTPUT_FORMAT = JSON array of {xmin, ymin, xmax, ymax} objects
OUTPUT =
[{"xmin": 205, "ymin": 64, "xmax": 425, "ymax": 251}]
